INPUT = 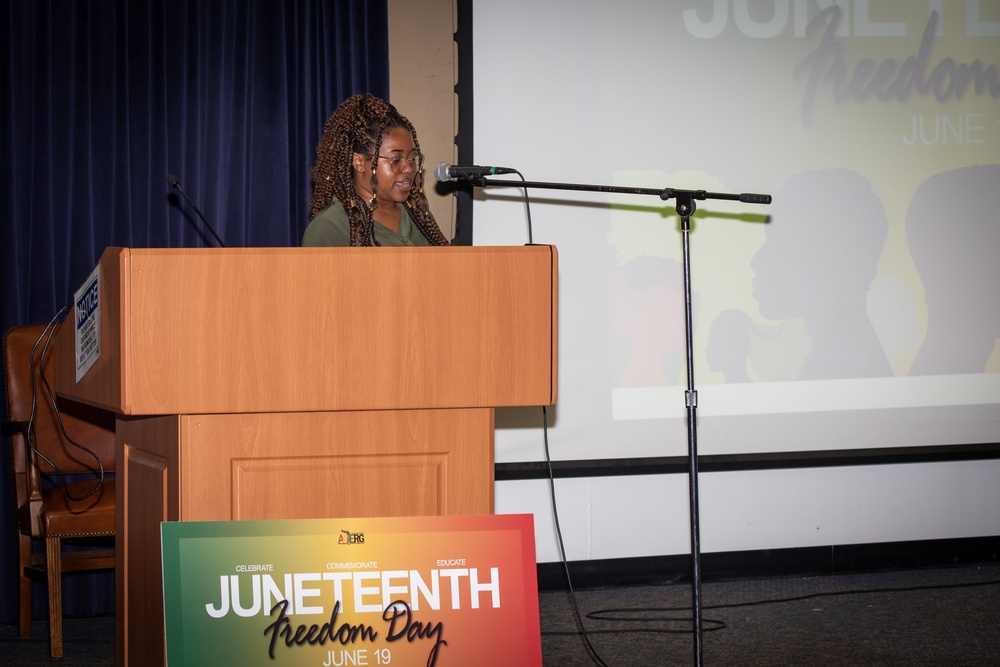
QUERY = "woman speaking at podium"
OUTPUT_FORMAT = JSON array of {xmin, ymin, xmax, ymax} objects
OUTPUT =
[{"xmin": 302, "ymin": 94, "xmax": 449, "ymax": 247}]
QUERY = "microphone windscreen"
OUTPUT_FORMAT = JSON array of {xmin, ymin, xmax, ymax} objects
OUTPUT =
[{"xmin": 434, "ymin": 163, "xmax": 451, "ymax": 183}]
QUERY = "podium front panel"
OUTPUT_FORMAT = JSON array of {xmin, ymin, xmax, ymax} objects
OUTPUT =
[{"xmin": 57, "ymin": 246, "xmax": 557, "ymax": 415}]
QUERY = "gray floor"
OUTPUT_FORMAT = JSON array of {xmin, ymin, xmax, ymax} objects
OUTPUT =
[
  {"xmin": 541, "ymin": 565, "xmax": 1000, "ymax": 666},
  {"xmin": 3, "ymin": 565, "xmax": 999, "ymax": 665}
]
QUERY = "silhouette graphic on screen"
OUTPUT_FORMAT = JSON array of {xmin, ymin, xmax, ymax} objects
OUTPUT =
[
  {"xmin": 906, "ymin": 164, "xmax": 1000, "ymax": 375},
  {"xmin": 611, "ymin": 255, "xmax": 687, "ymax": 387},
  {"xmin": 751, "ymin": 169, "xmax": 891, "ymax": 380},
  {"xmin": 706, "ymin": 309, "xmax": 755, "ymax": 383}
]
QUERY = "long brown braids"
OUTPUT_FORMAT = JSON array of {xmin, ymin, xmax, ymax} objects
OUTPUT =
[{"xmin": 310, "ymin": 94, "xmax": 449, "ymax": 246}]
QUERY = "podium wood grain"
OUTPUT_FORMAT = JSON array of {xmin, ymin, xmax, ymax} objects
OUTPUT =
[{"xmin": 57, "ymin": 246, "xmax": 557, "ymax": 414}]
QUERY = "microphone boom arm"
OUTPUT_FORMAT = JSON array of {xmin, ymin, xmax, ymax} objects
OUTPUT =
[{"xmin": 469, "ymin": 176, "xmax": 771, "ymax": 206}]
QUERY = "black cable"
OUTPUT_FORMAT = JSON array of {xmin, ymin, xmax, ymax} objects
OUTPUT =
[
  {"xmin": 513, "ymin": 170, "xmax": 532, "ymax": 244},
  {"xmin": 24, "ymin": 305, "xmax": 106, "ymax": 502},
  {"xmin": 544, "ymin": 623, "xmax": 726, "ymax": 637},
  {"xmin": 518, "ymin": 185, "xmax": 606, "ymax": 663},
  {"xmin": 519, "ymin": 183, "xmax": 605, "ymax": 664},
  {"xmin": 696, "ymin": 576, "xmax": 1000, "ymax": 612},
  {"xmin": 542, "ymin": 405, "xmax": 611, "ymax": 667},
  {"xmin": 541, "ymin": 576, "xmax": 1000, "ymax": 638}
]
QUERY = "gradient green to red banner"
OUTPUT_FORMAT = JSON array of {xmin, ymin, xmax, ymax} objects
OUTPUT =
[{"xmin": 162, "ymin": 514, "xmax": 542, "ymax": 666}]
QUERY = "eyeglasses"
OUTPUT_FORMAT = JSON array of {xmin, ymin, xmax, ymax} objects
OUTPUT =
[{"xmin": 375, "ymin": 152, "xmax": 423, "ymax": 173}]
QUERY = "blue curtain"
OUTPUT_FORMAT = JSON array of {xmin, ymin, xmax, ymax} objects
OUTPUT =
[{"xmin": 1, "ymin": 0, "xmax": 388, "ymax": 624}]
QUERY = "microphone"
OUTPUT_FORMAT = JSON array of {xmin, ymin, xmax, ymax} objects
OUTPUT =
[
  {"xmin": 167, "ymin": 174, "xmax": 226, "ymax": 247},
  {"xmin": 434, "ymin": 162, "xmax": 518, "ymax": 182}
]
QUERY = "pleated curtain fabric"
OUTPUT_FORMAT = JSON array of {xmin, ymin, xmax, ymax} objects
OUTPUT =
[{"xmin": 0, "ymin": 0, "xmax": 389, "ymax": 623}]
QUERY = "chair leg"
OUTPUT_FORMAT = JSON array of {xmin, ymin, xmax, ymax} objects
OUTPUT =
[
  {"xmin": 18, "ymin": 532, "xmax": 32, "ymax": 637},
  {"xmin": 45, "ymin": 536, "xmax": 64, "ymax": 659}
]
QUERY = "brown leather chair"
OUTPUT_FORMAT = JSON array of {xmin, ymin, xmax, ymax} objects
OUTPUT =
[{"xmin": 3, "ymin": 323, "xmax": 116, "ymax": 658}]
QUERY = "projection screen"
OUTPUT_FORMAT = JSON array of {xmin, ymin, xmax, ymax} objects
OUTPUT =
[{"xmin": 470, "ymin": 0, "xmax": 1000, "ymax": 463}]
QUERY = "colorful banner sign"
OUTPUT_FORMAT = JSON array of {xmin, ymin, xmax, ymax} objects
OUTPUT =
[{"xmin": 161, "ymin": 515, "xmax": 542, "ymax": 666}]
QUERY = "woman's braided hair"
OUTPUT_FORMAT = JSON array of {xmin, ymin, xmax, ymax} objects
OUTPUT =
[{"xmin": 310, "ymin": 94, "xmax": 449, "ymax": 246}]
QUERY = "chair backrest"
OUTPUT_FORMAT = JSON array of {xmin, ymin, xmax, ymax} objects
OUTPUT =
[{"xmin": 3, "ymin": 323, "xmax": 116, "ymax": 482}]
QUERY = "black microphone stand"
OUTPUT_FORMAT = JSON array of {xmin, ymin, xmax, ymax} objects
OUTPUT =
[{"xmin": 469, "ymin": 175, "xmax": 771, "ymax": 667}]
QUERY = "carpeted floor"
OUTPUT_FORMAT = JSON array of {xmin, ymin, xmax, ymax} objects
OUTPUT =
[
  {"xmin": 541, "ymin": 565, "xmax": 1000, "ymax": 666},
  {"xmin": 3, "ymin": 565, "xmax": 999, "ymax": 665}
]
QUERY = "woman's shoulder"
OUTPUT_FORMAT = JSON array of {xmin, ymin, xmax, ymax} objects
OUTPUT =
[{"xmin": 302, "ymin": 199, "xmax": 350, "ymax": 246}]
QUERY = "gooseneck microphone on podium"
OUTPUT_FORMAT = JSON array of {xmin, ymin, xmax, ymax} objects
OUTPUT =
[{"xmin": 167, "ymin": 174, "xmax": 227, "ymax": 247}]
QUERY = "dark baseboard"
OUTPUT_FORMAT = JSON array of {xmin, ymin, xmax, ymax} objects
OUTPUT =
[
  {"xmin": 536, "ymin": 535, "xmax": 1000, "ymax": 591},
  {"xmin": 498, "ymin": 443, "xmax": 1000, "ymax": 481}
]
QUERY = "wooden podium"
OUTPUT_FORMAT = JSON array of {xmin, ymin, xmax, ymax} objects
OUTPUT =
[{"xmin": 53, "ymin": 246, "xmax": 557, "ymax": 667}]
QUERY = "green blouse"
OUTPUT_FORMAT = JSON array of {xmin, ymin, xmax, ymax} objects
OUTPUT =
[{"xmin": 301, "ymin": 199, "xmax": 433, "ymax": 247}]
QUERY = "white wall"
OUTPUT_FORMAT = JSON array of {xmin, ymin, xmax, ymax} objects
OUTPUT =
[{"xmin": 498, "ymin": 460, "xmax": 1000, "ymax": 562}]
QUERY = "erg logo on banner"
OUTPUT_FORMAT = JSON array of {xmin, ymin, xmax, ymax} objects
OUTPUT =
[{"xmin": 338, "ymin": 530, "xmax": 364, "ymax": 545}]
